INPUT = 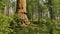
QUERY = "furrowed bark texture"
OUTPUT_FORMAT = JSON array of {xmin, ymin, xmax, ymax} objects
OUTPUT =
[{"xmin": 17, "ymin": 0, "xmax": 30, "ymax": 25}]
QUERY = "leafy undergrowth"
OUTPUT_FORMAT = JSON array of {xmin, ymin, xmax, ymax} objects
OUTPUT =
[
  {"xmin": 0, "ymin": 13, "xmax": 60, "ymax": 34},
  {"xmin": 0, "ymin": 13, "xmax": 12, "ymax": 34}
]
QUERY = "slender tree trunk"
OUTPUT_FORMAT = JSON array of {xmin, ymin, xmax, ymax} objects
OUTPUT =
[
  {"xmin": 6, "ymin": 0, "xmax": 11, "ymax": 16},
  {"xmin": 48, "ymin": 0, "xmax": 55, "ymax": 19},
  {"xmin": 37, "ymin": 0, "xmax": 42, "ymax": 24},
  {"xmin": 16, "ymin": 0, "xmax": 30, "ymax": 25}
]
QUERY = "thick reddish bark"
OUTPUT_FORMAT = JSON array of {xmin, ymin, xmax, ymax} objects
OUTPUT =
[{"xmin": 17, "ymin": 0, "xmax": 30, "ymax": 25}]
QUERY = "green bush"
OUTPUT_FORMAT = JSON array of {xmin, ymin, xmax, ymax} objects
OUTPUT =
[
  {"xmin": 0, "ymin": 13, "xmax": 13, "ymax": 34},
  {"xmin": 0, "ymin": 13, "xmax": 60, "ymax": 34}
]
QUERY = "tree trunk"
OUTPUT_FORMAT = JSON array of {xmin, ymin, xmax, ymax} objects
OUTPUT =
[
  {"xmin": 16, "ymin": 0, "xmax": 30, "ymax": 25},
  {"xmin": 48, "ymin": 0, "xmax": 55, "ymax": 19},
  {"xmin": 37, "ymin": 0, "xmax": 42, "ymax": 24},
  {"xmin": 6, "ymin": 0, "xmax": 11, "ymax": 16}
]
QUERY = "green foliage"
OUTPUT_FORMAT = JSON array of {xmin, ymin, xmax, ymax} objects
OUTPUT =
[
  {"xmin": 0, "ymin": 13, "xmax": 13, "ymax": 34},
  {"xmin": 0, "ymin": 0, "xmax": 60, "ymax": 34},
  {"xmin": 0, "ymin": 13, "xmax": 60, "ymax": 34}
]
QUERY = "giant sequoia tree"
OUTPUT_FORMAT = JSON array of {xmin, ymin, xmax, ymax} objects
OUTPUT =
[{"xmin": 16, "ymin": 0, "xmax": 30, "ymax": 25}]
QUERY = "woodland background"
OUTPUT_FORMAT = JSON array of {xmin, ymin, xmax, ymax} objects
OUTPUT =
[{"xmin": 0, "ymin": 0, "xmax": 60, "ymax": 34}]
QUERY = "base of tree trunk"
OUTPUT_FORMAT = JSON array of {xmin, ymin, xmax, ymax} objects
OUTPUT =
[{"xmin": 18, "ymin": 13, "xmax": 30, "ymax": 25}]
